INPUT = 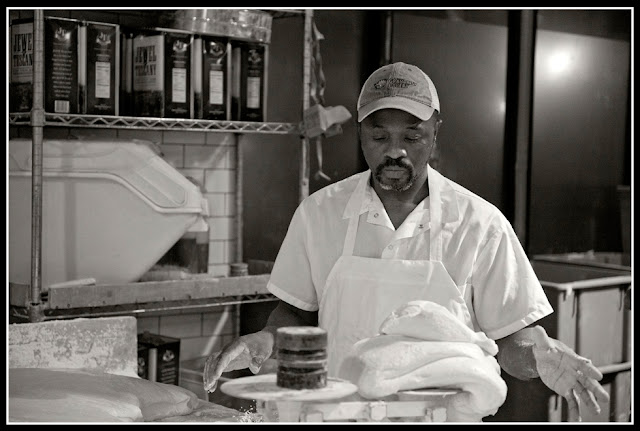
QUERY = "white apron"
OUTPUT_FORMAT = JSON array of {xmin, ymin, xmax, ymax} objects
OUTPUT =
[{"xmin": 319, "ymin": 172, "xmax": 474, "ymax": 377}]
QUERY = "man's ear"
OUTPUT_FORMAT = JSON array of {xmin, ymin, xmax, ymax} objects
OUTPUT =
[
  {"xmin": 435, "ymin": 117, "xmax": 443, "ymax": 133},
  {"xmin": 433, "ymin": 116, "xmax": 443, "ymax": 142}
]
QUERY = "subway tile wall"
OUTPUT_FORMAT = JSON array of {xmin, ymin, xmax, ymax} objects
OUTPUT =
[{"xmin": 137, "ymin": 306, "xmax": 239, "ymax": 361}]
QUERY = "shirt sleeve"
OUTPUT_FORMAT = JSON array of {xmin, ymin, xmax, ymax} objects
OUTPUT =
[
  {"xmin": 266, "ymin": 202, "xmax": 319, "ymax": 312},
  {"xmin": 471, "ymin": 215, "xmax": 554, "ymax": 340}
]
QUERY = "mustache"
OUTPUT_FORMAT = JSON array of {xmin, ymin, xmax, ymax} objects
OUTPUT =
[{"xmin": 377, "ymin": 157, "xmax": 412, "ymax": 171}]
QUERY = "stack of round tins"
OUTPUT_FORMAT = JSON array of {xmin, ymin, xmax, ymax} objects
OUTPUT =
[{"xmin": 276, "ymin": 326, "xmax": 328, "ymax": 390}]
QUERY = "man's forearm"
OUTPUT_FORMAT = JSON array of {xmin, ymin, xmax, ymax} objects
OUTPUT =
[
  {"xmin": 496, "ymin": 326, "xmax": 542, "ymax": 380},
  {"xmin": 262, "ymin": 300, "xmax": 319, "ymax": 351}
]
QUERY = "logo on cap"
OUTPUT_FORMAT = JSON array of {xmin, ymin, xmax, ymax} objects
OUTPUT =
[{"xmin": 374, "ymin": 78, "xmax": 417, "ymax": 90}]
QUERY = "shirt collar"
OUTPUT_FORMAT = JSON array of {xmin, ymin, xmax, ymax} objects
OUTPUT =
[{"xmin": 342, "ymin": 164, "xmax": 460, "ymax": 225}]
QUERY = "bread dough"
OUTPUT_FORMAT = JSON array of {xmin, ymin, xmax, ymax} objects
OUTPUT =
[
  {"xmin": 338, "ymin": 335, "xmax": 506, "ymax": 421},
  {"xmin": 9, "ymin": 368, "xmax": 199, "ymax": 422},
  {"xmin": 379, "ymin": 300, "xmax": 498, "ymax": 356},
  {"xmin": 339, "ymin": 300, "xmax": 507, "ymax": 422}
]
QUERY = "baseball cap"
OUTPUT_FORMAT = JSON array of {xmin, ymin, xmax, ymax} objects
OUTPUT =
[{"xmin": 357, "ymin": 62, "xmax": 440, "ymax": 122}]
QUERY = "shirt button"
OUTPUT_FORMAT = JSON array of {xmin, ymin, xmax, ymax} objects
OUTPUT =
[
  {"xmin": 374, "ymin": 213, "xmax": 379, "ymax": 218},
  {"xmin": 418, "ymin": 224, "xmax": 424, "ymax": 229},
  {"xmin": 387, "ymin": 245, "xmax": 394, "ymax": 250}
]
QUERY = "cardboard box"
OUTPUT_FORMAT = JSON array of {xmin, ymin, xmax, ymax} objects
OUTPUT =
[
  {"xmin": 137, "ymin": 332, "xmax": 181, "ymax": 386},
  {"xmin": 45, "ymin": 17, "xmax": 80, "ymax": 114},
  {"xmin": 10, "ymin": 19, "xmax": 34, "ymax": 113},
  {"xmin": 81, "ymin": 21, "xmax": 120, "ymax": 115}
]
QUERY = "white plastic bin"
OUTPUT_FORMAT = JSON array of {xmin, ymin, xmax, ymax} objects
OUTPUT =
[
  {"xmin": 531, "ymin": 259, "xmax": 631, "ymax": 366},
  {"xmin": 9, "ymin": 138, "xmax": 208, "ymax": 286}
]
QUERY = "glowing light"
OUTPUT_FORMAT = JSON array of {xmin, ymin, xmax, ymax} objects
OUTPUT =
[
  {"xmin": 547, "ymin": 49, "xmax": 572, "ymax": 77},
  {"xmin": 498, "ymin": 100, "xmax": 506, "ymax": 115}
]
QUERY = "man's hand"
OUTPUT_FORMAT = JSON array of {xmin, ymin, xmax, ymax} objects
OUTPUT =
[
  {"xmin": 531, "ymin": 326, "xmax": 610, "ymax": 422},
  {"xmin": 203, "ymin": 330, "xmax": 275, "ymax": 393}
]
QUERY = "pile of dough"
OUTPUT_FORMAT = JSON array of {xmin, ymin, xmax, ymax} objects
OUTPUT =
[
  {"xmin": 339, "ymin": 300, "xmax": 507, "ymax": 422},
  {"xmin": 379, "ymin": 300, "xmax": 498, "ymax": 356},
  {"xmin": 9, "ymin": 368, "xmax": 200, "ymax": 422}
]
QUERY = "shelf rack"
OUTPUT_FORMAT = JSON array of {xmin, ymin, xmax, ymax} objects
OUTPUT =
[
  {"xmin": 9, "ymin": 113, "xmax": 301, "ymax": 134},
  {"xmin": 9, "ymin": 274, "xmax": 276, "ymax": 322},
  {"xmin": 9, "ymin": 9, "xmax": 314, "ymax": 322}
]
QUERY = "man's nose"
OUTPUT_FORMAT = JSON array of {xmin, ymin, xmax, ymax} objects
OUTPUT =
[{"xmin": 385, "ymin": 138, "xmax": 408, "ymax": 159}]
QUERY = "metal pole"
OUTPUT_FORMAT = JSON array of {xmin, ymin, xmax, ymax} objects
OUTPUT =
[
  {"xmin": 300, "ymin": 10, "xmax": 313, "ymax": 203},
  {"xmin": 29, "ymin": 9, "xmax": 46, "ymax": 322},
  {"xmin": 513, "ymin": 10, "xmax": 536, "ymax": 246},
  {"xmin": 382, "ymin": 11, "xmax": 393, "ymax": 65},
  {"xmin": 235, "ymin": 133, "xmax": 243, "ymax": 263}
]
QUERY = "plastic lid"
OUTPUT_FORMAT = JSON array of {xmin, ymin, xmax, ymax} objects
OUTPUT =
[{"xmin": 9, "ymin": 138, "xmax": 204, "ymax": 212}]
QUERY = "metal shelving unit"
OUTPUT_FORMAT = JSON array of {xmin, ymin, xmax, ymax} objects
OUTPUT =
[
  {"xmin": 8, "ymin": 9, "xmax": 314, "ymax": 322},
  {"xmin": 9, "ymin": 112, "xmax": 300, "ymax": 134}
]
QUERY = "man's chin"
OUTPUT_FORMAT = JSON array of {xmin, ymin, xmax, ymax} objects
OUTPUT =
[{"xmin": 378, "ymin": 178, "xmax": 412, "ymax": 192}]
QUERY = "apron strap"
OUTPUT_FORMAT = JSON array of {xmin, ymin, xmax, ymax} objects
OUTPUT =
[
  {"xmin": 428, "ymin": 165, "xmax": 443, "ymax": 262},
  {"xmin": 342, "ymin": 210, "xmax": 360, "ymax": 257},
  {"xmin": 342, "ymin": 172, "xmax": 371, "ymax": 257}
]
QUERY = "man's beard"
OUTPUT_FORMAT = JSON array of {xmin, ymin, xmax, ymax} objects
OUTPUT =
[{"xmin": 374, "ymin": 158, "xmax": 416, "ymax": 191}]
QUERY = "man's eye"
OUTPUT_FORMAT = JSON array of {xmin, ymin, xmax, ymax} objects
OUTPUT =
[
  {"xmin": 372, "ymin": 135, "xmax": 386, "ymax": 141},
  {"xmin": 406, "ymin": 135, "xmax": 421, "ymax": 142}
]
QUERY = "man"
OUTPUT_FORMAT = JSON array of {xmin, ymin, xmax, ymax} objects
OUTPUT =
[{"xmin": 203, "ymin": 62, "xmax": 608, "ymax": 421}]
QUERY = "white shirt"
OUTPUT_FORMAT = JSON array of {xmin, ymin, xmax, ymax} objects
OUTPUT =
[{"xmin": 266, "ymin": 165, "xmax": 553, "ymax": 340}]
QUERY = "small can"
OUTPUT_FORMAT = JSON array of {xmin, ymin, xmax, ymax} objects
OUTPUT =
[{"xmin": 230, "ymin": 262, "xmax": 249, "ymax": 277}]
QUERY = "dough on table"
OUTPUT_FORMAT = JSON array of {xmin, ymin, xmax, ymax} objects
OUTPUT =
[{"xmin": 9, "ymin": 368, "xmax": 199, "ymax": 422}]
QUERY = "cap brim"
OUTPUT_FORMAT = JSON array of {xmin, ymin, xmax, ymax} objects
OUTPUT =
[{"xmin": 358, "ymin": 97, "xmax": 436, "ymax": 122}]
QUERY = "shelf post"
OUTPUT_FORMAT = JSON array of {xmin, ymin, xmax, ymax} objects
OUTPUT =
[
  {"xmin": 300, "ymin": 9, "xmax": 314, "ymax": 203},
  {"xmin": 235, "ymin": 133, "xmax": 243, "ymax": 264},
  {"xmin": 28, "ymin": 9, "xmax": 46, "ymax": 322}
]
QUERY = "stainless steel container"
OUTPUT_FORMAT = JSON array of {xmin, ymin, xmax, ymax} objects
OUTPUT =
[{"xmin": 171, "ymin": 9, "xmax": 272, "ymax": 44}]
